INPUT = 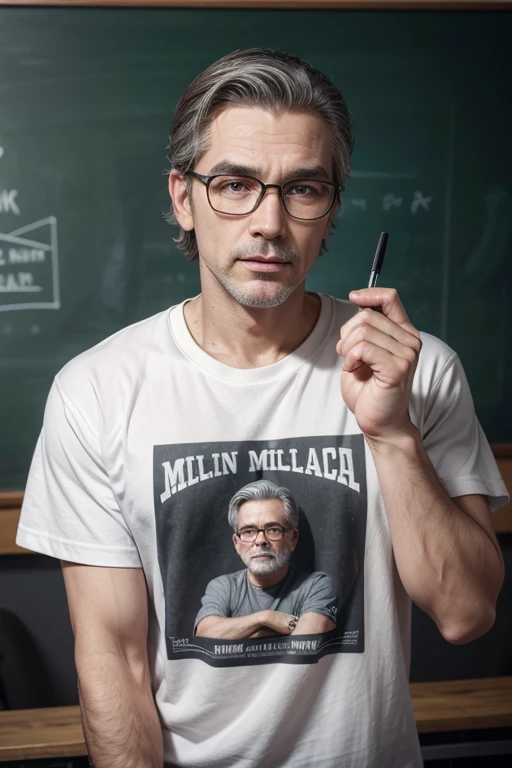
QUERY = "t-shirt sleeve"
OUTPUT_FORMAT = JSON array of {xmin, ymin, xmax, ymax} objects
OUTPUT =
[
  {"xmin": 298, "ymin": 572, "xmax": 338, "ymax": 624},
  {"xmin": 16, "ymin": 376, "xmax": 141, "ymax": 567},
  {"xmin": 421, "ymin": 352, "xmax": 509, "ymax": 512},
  {"xmin": 194, "ymin": 576, "xmax": 232, "ymax": 633}
]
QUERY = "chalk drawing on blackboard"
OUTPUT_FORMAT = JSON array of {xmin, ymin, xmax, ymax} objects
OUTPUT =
[
  {"xmin": 463, "ymin": 186, "xmax": 512, "ymax": 289},
  {"xmin": 0, "ymin": 216, "xmax": 60, "ymax": 311},
  {"xmin": 411, "ymin": 191, "xmax": 433, "ymax": 214}
]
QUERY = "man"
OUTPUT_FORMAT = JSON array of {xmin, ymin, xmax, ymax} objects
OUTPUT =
[
  {"xmin": 17, "ymin": 49, "xmax": 508, "ymax": 768},
  {"xmin": 194, "ymin": 479, "xmax": 338, "ymax": 638}
]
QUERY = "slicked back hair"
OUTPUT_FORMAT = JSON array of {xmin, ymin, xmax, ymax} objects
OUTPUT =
[
  {"xmin": 228, "ymin": 479, "xmax": 300, "ymax": 532},
  {"xmin": 166, "ymin": 48, "xmax": 354, "ymax": 261}
]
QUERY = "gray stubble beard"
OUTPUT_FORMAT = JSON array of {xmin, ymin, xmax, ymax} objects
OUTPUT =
[
  {"xmin": 206, "ymin": 242, "xmax": 303, "ymax": 309},
  {"xmin": 244, "ymin": 547, "xmax": 292, "ymax": 576}
]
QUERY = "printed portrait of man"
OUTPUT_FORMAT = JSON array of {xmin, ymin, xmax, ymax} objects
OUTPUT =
[{"xmin": 194, "ymin": 480, "xmax": 338, "ymax": 639}]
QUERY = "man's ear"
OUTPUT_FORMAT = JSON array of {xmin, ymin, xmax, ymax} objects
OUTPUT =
[
  {"xmin": 290, "ymin": 529, "xmax": 299, "ymax": 551},
  {"xmin": 168, "ymin": 169, "xmax": 194, "ymax": 232}
]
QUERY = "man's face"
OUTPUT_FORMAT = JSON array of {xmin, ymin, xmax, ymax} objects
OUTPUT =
[
  {"xmin": 233, "ymin": 498, "xmax": 298, "ymax": 576},
  {"xmin": 171, "ymin": 106, "xmax": 337, "ymax": 308}
]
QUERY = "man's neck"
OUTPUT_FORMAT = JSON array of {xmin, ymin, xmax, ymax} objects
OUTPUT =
[
  {"xmin": 247, "ymin": 563, "xmax": 290, "ymax": 589},
  {"xmin": 183, "ymin": 282, "xmax": 321, "ymax": 369}
]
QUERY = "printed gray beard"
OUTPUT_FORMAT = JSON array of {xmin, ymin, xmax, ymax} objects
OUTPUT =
[
  {"xmin": 245, "ymin": 546, "xmax": 292, "ymax": 575},
  {"xmin": 210, "ymin": 243, "xmax": 302, "ymax": 309}
]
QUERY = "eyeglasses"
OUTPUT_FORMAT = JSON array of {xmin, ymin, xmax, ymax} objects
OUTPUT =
[
  {"xmin": 188, "ymin": 172, "xmax": 340, "ymax": 221},
  {"xmin": 236, "ymin": 524, "xmax": 293, "ymax": 543}
]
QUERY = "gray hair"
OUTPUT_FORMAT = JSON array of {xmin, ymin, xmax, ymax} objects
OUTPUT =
[
  {"xmin": 165, "ymin": 48, "xmax": 354, "ymax": 261},
  {"xmin": 228, "ymin": 479, "xmax": 299, "ymax": 531}
]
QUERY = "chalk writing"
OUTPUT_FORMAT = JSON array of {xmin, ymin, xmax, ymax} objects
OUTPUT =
[
  {"xmin": 411, "ymin": 191, "xmax": 433, "ymax": 214},
  {"xmin": 0, "ymin": 217, "xmax": 60, "ymax": 311},
  {"xmin": 342, "ymin": 191, "xmax": 434, "ymax": 215},
  {"xmin": 383, "ymin": 194, "xmax": 403, "ymax": 211},
  {"xmin": 0, "ymin": 190, "xmax": 20, "ymax": 215}
]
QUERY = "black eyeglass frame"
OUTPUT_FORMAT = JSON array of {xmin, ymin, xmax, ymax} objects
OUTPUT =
[
  {"xmin": 188, "ymin": 171, "xmax": 341, "ymax": 221},
  {"xmin": 235, "ymin": 524, "xmax": 295, "ymax": 543}
]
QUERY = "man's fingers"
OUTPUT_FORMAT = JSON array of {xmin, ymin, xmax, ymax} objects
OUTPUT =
[
  {"xmin": 342, "ymin": 340, "xmax": 412, "ymax": 381},
  {"xmin": 338, "ymin": 305, "xmax": 422, "ymax": 357},
  {"xmin": 338, "ymin": 322, "xmax": 420, "ymax": 364},
  {"xmin": 349, "ymin": 288, "xmax": 415, "ymax": 331}
]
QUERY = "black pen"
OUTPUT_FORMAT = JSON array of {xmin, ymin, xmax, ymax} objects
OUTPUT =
[{"xmin": 363, "ymin": 232, "xmax": 388, "ymax": 313}]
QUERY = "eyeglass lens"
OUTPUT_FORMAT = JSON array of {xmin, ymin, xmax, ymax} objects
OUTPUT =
[
  {"xmin": 208, "ymin": 176, "xmax": 335, "ymax": 219},
  {"xmin": 238, "ymin": 525, "xmax": 287, "ymax": 542}
]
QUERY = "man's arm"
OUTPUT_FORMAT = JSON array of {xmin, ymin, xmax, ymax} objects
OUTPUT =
[
  {"xmin": 368, "ymin": 435, "xmax": 504, "ymax": 644},
  {"xmin": 339, "ymin": 288, "xmax": 505, "ymax": 645},
  {"xmin": 62, "ymin": 562, "xmax": 163, "ymax": 768},
  {"xmin": 291, "ymin": 612, "xmax": 336, "ymax": 635},
  {"xmin": 196, "ymin": 610, "xmax": 297, "ymax": 639}
]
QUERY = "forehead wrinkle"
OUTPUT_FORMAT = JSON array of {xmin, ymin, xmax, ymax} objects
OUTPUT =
[{"xmin": 201, "ymin": 108, "xmax": 333, "ymax": 179}]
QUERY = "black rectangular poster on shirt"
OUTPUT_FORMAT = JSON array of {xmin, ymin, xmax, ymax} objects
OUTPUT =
[{"xmin": 153, "ymin": 435, "xmax": 367, "ymax": 667}]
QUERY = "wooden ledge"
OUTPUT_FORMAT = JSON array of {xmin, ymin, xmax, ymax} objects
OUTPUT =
[
  {"xmin": 0, "ymin": 705, "xmax": 86, "ymax": 761},
  {"xmin": 411, "ymin": 676, "xmax": 512, "ymax": 733}
]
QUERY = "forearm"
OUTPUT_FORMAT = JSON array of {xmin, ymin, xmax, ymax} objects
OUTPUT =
[
  {"xmin": 77, "ymin": 649, "xmax": 162, "ymax": 768},
  {"xmin": 291, "ymin": 612, "xmax": 336, "ymax": 635},
  {"xmin": 367, "ymin": 425, "xmax": 504, "ymax": 643},
  {"xmin": 196, "ymin": 612, "xmax": 268, "ymax": 639}
]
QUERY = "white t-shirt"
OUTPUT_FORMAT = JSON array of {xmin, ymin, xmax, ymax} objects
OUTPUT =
[{"xmin": 17, "ymin": 294, "xmax": 508, "ymax": 768}]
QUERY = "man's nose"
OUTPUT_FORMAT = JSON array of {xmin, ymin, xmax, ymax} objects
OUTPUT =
[
  {"xmin": 254, "ymin": 530, "xmax": 269, "ymax": 545},
  {"xmin": 248, "ymin": 188, "xmax": 287, "ymax": 240}
]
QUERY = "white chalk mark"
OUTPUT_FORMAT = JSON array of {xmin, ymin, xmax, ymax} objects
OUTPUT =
[
  {"xmin": 411, "ymin": 191, "xmax": 433, "ymax": 214},
  {"xmin": 30, "ymin": 324, "xmax": 41, "ymax": 334},
  {"xmin": 0, "ymin": 190, "xmax": 20, "ymax": 215},
  {"xmin": 0, "ymin": 147, "xmax": 4, "ymax": 159},
  {"xmin": 0, "ymin": 216, "xmax": 60, "ymax": 311},
  {"xmin": 352, "ymin": 171, "xmax": 415, "ymax": 180},
  {"xmin": 0, "ymin": 286, "xmax": 42, "ymax": 293},
  {"xmin": 8, "ymin": 216, "xmax": 56, "ymax": 238},
  {"xmin": 50, "ymin": 216, "xmax": 60, "ymax": 308},
  {"xmin": 383, "ymin": 194, "xmax": 403, "ymax": 211},
  {"xmin": 0, "ymin": 233, "xmax": 52, "ymax": 250},
  {"xmin": 0, "ymin": 302, "xmax": 53, "ymax": 310}
]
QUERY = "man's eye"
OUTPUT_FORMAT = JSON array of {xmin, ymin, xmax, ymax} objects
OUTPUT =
[
  {"xmin": 217, "ymin": 178, "xmax": 253, "ymax": 194},
  {"xmin": 286, "ymin": 182, "xmax": 323, "ymax": 196},
  {"xmin": 241, "ymin": 528, "xmax": 258, "ymax": 536},
  {"xmin": 266, "ymin": 527, "xmax": 282, "ymax": 535},
  {"xmin": 291, "ymin": 185, "xmax": 312, "ymax": 195}
]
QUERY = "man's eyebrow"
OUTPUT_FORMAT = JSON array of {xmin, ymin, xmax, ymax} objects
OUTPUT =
[
  {"xmin": 208, "ymin": 162, "xmax": 262, "ymax": 176},
  {"xmin": 207, "ymin": 162, "xmax": 332, "ymax": 182},
  {"xmin": 286, "ymin": 165, "xmax": 331, "ymax": 181},
  {"xmin": 239, "ymin": 521, "xmax": 286, "ymax": 530}
]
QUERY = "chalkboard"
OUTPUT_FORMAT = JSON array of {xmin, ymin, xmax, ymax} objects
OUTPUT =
[{"xmin": 0, "ymin": 6, "xmax": 511, "ymax": 489}]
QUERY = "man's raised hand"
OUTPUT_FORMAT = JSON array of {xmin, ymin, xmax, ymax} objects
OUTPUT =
[{"xmin": 336, "ymin": 288, "xmax": 422, "ymax": 441}]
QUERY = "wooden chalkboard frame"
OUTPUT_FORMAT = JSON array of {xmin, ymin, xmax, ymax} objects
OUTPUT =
[{"xmin": 1, "ymin": 0, "xmax": 512, "ymax": 11}]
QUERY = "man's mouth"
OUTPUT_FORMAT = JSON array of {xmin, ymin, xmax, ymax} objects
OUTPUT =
[{"xmin": 239, "ymin": 258, "xmax": 289, "ymax": 273}]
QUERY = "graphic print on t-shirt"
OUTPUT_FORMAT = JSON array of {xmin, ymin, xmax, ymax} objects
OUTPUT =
[{"xmin": 153, "ymin": 435, "xmax": 367, "ymax": 667}]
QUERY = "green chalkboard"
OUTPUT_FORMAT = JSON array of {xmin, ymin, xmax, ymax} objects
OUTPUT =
[{"xmin": 0, "ymin": 7, "xmax": 511, "ymax": 489}]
